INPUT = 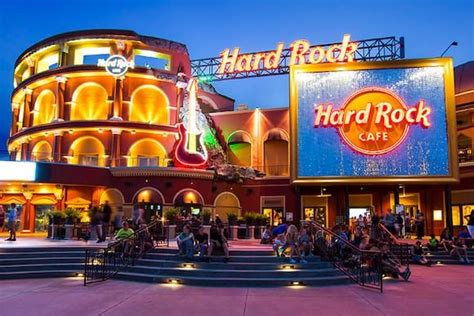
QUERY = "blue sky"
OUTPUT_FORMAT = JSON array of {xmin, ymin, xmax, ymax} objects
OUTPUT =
[{"xmin": 0, "ymin": 0, "xmax": 472, "ymax": 150}]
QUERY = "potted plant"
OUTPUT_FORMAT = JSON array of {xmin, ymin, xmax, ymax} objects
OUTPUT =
[
  {"xmin": 255, "ymin": 214, "xmax": 267, "ymax": 239},
  {"xmin": 202, "ymin": 210, "xmax": 211, "ymax": 225},
  {"xmin": 64, "ymin": 207, "xmax": 81, "ymax": 239},
  {"xmin": 164, "ymin": 208, "xmax": 178, "ymax": 225},
  {"xmin": 227, "ymin": 212, "xmax": 238, "ymax": 226},
  {"xmin": 164, "ymin": 208, "xmax": 178, "ymax": 240},
  {"xmin": 48, "ymin": 210, "xmax": 66, "ymax": 239},
  {"xmin": 244, "ymin": 213, "xmax": 257, "ymax": 239},
  {"xmin": 65, "ymin": 207, "xmax": 81, "ymax": 225}
]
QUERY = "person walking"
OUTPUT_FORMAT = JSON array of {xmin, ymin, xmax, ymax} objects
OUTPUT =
[
  {"xmin": 6, "ymin": 203, "xmax": 18, "ymax": 241},
  {"xmin": 0, "ymin": 205, "xmax": 5, "ymax": 232},
  {"xmin": 90, "ymin": 206, "xmax": 104, "ymax": 243},
  {"xmin": 415, "ymin": 210, "xmax": 425, "ymax": 240},
  {"xmin": 102, "ymin": 200, "xmax": 112, "ymax": 241}
]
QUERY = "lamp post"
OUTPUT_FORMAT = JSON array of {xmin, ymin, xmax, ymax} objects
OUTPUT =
[{"xmin": 440, "ymin": 41, "xmax": 458, "ymax": 57}]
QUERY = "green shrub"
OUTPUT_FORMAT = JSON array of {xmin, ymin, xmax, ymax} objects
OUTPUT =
[
  {"xmin": 164, "ymin": 208, "xmax": 178, "ymax": 224},
  {"xmin": 244, "ymin": 212, "xmax": 257, "ymax": 226},
  {"xmin": 202, "ymin": 210, "xmax": 211, "ymax": 224},
  {"xmin": 64, "ymin": 207, "xmax": 81, "ymax": 223},
  {"xmin": 227, "ymin": 212, "xmax": 238, "ymax": 224}
]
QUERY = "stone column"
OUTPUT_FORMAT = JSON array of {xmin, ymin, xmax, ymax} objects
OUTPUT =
[
  {"xmin": 11, "ymin": 104, "xmax": 19, "ymax": 135},
  {"xmin": 55, "ymin": 76, "xmax": 67, "ymax": 121},
  {"xmin": 53, "ymin": 132, "xmax": 63, "ymax": 163},
  {"xmin": 59, "ymin": 43, "xmax": 69, "ymax": 67},
  {"xmin": 20, "ymin": 141, "xmax": 30, "ymax": 161},
  {"xmin": 111, "ymin": 77, "xmax": 124, "ymax": 120},
  {"xmin": 22, "ymin": 192, "xmax": 34, "ymax": 232},
  {"xmin": 23, "ymin": 88, "xmax": 33, "ymax": 128},
  {"xmin": 110, "ymin": 129, "xmax": 122, "ymax": 167}
]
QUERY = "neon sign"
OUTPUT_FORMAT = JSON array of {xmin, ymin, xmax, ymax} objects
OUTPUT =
[
  {"xmin": 314, "ymin": 87, "xmax": 431, "ymax": 155},
  {"xmin": 97, "ymin": 55, "xmax": 134, "ymax": 77},
  {"xmin": 218, "ymin": 34, "xmax": 357, "ymax": 75}
]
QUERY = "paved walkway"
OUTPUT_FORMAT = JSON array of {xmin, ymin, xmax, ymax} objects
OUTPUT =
[{"xmin": 0, "ymin": 265, "xmax": 472, "ymax": 316}]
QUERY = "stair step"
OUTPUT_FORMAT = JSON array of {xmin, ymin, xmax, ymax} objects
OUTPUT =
[{"xmin": 115, "ymin": 271, "xmax": 351, "ymax": 287}]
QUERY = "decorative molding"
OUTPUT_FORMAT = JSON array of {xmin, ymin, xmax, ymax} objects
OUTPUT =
[{"xmin": 110, "ymin": 167, "xmax": 215, "ymax": 180}]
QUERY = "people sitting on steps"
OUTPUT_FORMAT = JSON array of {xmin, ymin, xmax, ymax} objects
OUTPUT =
[
  {"xmin": 298, "ymin": 225, "xmax": 313, "ymax": 259},
  {"xmin": 194, "ymin": 226, "xmax": 209, "ymax": 259},
  {"xmin": 413, "ymin": 241, "xmax": 433, "ymax": 266},
  {"xmin": 379, "ymin": 242, "xmax": 411, "ymax": 281},
  {"xmin": 286, "ymin": 224, "xmax": 307, "ymax": 264},
  {"xmin": 208, "ymin": 224, "xmax": 230, "ymax": 263},
  {"xmin": 427, "ymin": 234, "xmax": 439, "ymax": 251},
  {"xmin": 114, "ymin": 221, "xmax": 135, "ymax": 257},
  {"xmin": 176, "ymin": 224, "xmax": 194, "ymax": 260},
  {"xmin": 260, "ymin": 224, "xmax": 272, "ymax": 244}
]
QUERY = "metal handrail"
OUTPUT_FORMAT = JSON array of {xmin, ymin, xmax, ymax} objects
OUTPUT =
[
  {"xmin": 377, "ymin": 223, "xmax": 411, "ymax": 266},
  {"xmin": 308, "ymin": 221, "xmax": 384, "ymax": 292},
  {"xmin": 83, "ymin": 220, "xmax": 164, "ymax": 285}
]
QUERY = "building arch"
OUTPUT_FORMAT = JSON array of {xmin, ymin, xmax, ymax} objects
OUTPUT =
[
  {"xmin": 33, "ymin": 89, "xmax": 56, "ymax": 126},
  {"xmin": 127, "ymin": 138, "xmax": 167, "ymax": 167},
  {"xmin": 198, "ymin": 95, "xmax": 218, "ymax": 113},
  {"xmin": 129, "ymin": 84, "xmax": 169, "ymax": 125},
  {"xmin": 263, "ymin": 128, "xmax": 289, "ymax": 176},
  {"xmin": 226, "ymin": 130, "xmax": 253, "ymax": 167},
  {"xmin": 100, "ymin": 188, "xmax": 125, "ymax": 206},
  {"xmin": 31, "ymin": 141, "xmax": 53, "ymax": 162},
  {"xmin": 173, "ymin": 188, "xmax": 204, "ymax": 206},
  {"xmin": 132, "ymin": 187, "xmax": 165, "ymax": 205},
  {"xmin": 67, "ymin": 136, "xmax": 106, "ymax": 166},
  {"xmin": 214, "ymin": 191, "xmax": 241, "ymax": 220},
  {"xmin": 70, "ymin": 82, "xmax": 109, "ymax": 121}
]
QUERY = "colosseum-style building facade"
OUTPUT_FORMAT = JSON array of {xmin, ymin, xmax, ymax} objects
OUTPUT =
[{"xmin": 1, "ymin": 29, "xmax": 473, "ymax": 235}]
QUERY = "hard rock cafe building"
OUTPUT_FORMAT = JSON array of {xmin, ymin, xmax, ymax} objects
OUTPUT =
[{"xmin": 0, "ymin": 29, "xmax": 472, "ymax": 236}]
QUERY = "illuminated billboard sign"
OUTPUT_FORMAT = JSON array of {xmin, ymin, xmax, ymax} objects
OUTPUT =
[
  {"xmin": 218, "ymin": 34, "xmax": 357, "ymax": 75},
  {"xmin": 290, "ymin": 58, "xmax": 458, "ymax": 184},
  {"xmin": 0, "ymin": 161, "xmax": 37, "ymax": 181}
]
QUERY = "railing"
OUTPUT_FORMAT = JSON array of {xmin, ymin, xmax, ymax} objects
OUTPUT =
[
  {"xmin": 377, "ymin": 223, "xmax": 411, "ymax": 266},
  {"xmin": 309, "ymin": 221, "xmax": 384, "ymax": 292},
  {"xmin": 84, "ymin": 220, "xmax": 164, "ymax": 286}
]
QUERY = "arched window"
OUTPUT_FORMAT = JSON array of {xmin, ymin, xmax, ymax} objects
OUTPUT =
[
  {"xmin": 227, "ymin": 131, "xmax": 252, "ymax": 166},
  {"xmin": 263, "ymin": 128, "xmax": 289, "ymax": 176},
  {"xmin": 68, "ymin": 136, "xmax": 106, "ymax": 166},
  {"xmin": 130, "ymin": 85, "xmax": 169, "ymax": 124},
  {"xmin": 33, "ymin": 90, "xmax": 56, "ymax": 126},
  {"xmin": 70, "ymin": 83, "xmax": 108, "ymax": 121},
  {"xmin": 127, "ymin": 138, "xmax": 167, "ymax": 167},
  {"xmin": 31, "ymin": 141, "xmax": 53, "ymax": 162},
  {"xmin": 214, "ymin": 192, "xmax": 241, "ymax": 221}
]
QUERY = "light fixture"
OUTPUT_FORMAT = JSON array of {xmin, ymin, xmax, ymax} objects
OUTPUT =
[
  {"xmin": 131, "ymin": 130, "xmax": 136, "ymax": 134},
  {"xmin": 182, "ymin": 263, "xmax": 195, "ymax": 269},
  {"xmin": 290, "ymin": 281, "xmax": 301, "ymax": 286},
  {"xmin": 282, "ymin": 265, "xmax": 295, "ymax": 270},
  {"xmin": 168, "ymin": 279, "xmax": 180, "ymax": 284},
  {"xmin": 68, "ymin": 129, "xmax": 74, "ymax": 134},
  {"xmin": 98, "ymin": 128, "xmax": 103, "ymax": 133},
  {"xmin": 316, "ymin": 186, "xmax": 332, "ymax": 198}
]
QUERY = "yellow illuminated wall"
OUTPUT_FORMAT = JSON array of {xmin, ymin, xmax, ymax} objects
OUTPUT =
[
  {"xmin": 214, "ymin": 192, "xmax": 240, "ymax": 220},
  {"xmin": 71, "ymin": 83, "xmax": 109, "ymax": 120},
  {"xmin": 68, "ymin": 136, "xmax": 106, "ymax": 166},
  {"xmin": 228, "ymin": 142, "xmax": 252, "ymax": 166},
  {"xmin": 31, "ymin": 141, "xmax": 53, "ymax": 162},
  {"xmin": 127, "ymin": 139, "xmax": 167, "ymax": 167},
  {"xmin": 264, "ymin": 140, "xmax": 289, "ymax": 176},
  {"xmin": 37, "ymin": 53, "xmax": 59, "ymax": 73},
  {"xmin": 33, "ymin": 90, "xmax": 56, "ymax": 126},
  {"xmin": 130, "ymin": 85, "xmax": 169, "ymax": 125}
]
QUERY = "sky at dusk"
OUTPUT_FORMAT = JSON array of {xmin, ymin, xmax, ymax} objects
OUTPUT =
[{"xmin": 0, "ymin": 0, "xmax": 472, "ymax": 150}]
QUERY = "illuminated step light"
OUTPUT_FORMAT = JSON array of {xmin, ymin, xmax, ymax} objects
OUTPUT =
[
  {"xmin": 182, "ymin": 263, "xmax": 195, "ymax": 269},
  {"xmin": 282, "ymin": 265, "xmax": 295, "ymax": 270},
  {"xmin": 76, "ymin": 273, "xmax": 84, "ymax": 277},
  {"xmin": 168, "ymin": 279, "xmax": 180, "ymax": 284},
  {"xmin": 290, "ymin": 281, "xmax": 302, "ymax": 286}
]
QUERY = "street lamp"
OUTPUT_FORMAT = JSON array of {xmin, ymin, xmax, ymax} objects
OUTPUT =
[{"xmin": 440, "ymin": 41, "xmax": 458, "ymax": 57}]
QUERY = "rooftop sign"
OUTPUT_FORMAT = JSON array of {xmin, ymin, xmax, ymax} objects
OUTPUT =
[
  {"xmin": 97, "ymin": 55, "xmax": 134, "ymax": 77},
  {"xmin": 218, "ymin": 34, "xmax": 357, "ymax": 75}
]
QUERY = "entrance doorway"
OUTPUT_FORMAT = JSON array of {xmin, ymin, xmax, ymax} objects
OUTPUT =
[
  {"xmin": 304, "ymin": 207, "xmax": 326, "ymax": 225},
  {"xmin": 262, "ymin": 207, "xmax": 283, "ymax": 226}
]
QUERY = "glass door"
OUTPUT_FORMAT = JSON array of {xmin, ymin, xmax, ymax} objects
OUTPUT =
[
  {"xmin": 304, "ymin": 207, "xmax": 326, "ymax": 226},
  {"xmin": 262, "ymin": 208, "xmax": 284, "ymax": 226}
]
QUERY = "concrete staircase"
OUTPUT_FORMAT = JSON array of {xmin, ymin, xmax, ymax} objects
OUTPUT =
[
  {"xmin": 424, "ymin": 248, "xmax": 474, "ymax": 265},
  {"xmin": 0, "ymin": 247, "xmax": 86, "ymax": 279},
  {"xmin": 116, "ymin": 248, "xmax": 351, "ymax": 287}
]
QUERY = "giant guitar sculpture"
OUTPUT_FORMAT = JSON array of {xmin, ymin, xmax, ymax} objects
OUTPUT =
[{"xmin": 174, "ymin": 78, "xmax": 208, "ymax": 168}]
